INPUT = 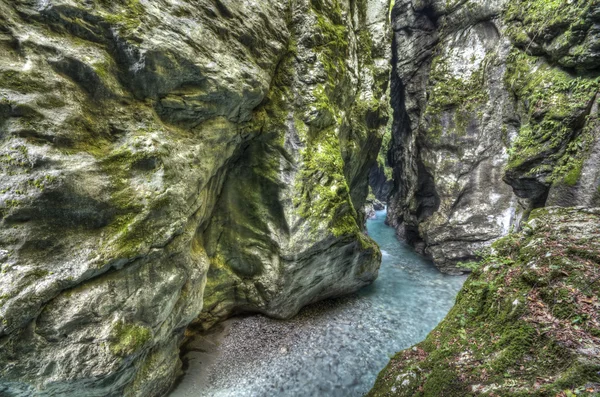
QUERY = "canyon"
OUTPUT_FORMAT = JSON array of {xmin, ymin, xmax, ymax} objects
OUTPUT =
[{"xmin": 1, "ymin": 0, "xmax": 599, "ymax": 396}]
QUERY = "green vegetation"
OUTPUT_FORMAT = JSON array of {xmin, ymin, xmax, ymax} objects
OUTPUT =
[
  {"xmin": 311, "ymin": 0, "xmax": 348, "ymax": 92},
  {"xmin": 368, "ymin": 208, "xmax": 600, "ymax": 396},
  {"xmin": 297, "ymin": 126, "xmax": 360, "ymax": 236},
  {"xmin": 377, "ymin": 128, "xmax": 392, "ymax": 178},
  {"xmin": 109, "ymin": 321, "xmax": 152, "ymax": 357},
  {"xmin": 27, "ymin": 175, "xmax": 56, "ymax": 190},
  {"xmin": 197, "ymin": 250, "xmax": 240, "ymax": 330},
  {"xmin": 504, "ymin": 49, "xmax": 598, "ymax": 184},
  {"xmin": 0, "ymin": 70, "xmax": 52, "ymax": 94},
  {"xmin": 423, "ymin": 50, "xmax": 489, "ymax": 143},
  {"xmin": 504, "ymin": 0, "xmax": 592, "ymax": 50},
  {"xmin": 0, "ymin": 199, "xmax": 20, "ymax": 220},
  {"xmin": 98, "ymin": 146, "xmax": 152, "ymax": 259},
  {"xmin": 100, "ymin": 0, "xmax": 145, "ymax": 33},
  {"xmin": 296, "ymin": 1, "xmax": 381, "ymax": 247}
]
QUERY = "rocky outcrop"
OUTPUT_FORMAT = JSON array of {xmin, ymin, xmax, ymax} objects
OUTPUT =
[
  {"xmin": 365, "ymin": 192, "xmax": 385, "ymax": 219},
  {"xmin": 0, "ymin": 0, "xmax": 391, "ymax": 395},
  {"xmin": 368, "ymin": 207, "xmax": 600, "ymax": 396},
  {"xmin": 195, "ymin": 0, "xmax": 392, "ymax": 330},
  {"xmin": 370, "ymin": 3, "xmax": 600, "ymax": 393},
  {"xmin": 387, "ymin": 0, "xmax": 600, "ymax": 274},
  {"xmin": 369, "ymin": 129, "xmax": 394, "ymax": 202}
]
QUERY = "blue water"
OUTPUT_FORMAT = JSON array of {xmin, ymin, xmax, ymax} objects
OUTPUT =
[{"xmin": 170, "ymin": 210, "xmax": 467, "ymax": 397}]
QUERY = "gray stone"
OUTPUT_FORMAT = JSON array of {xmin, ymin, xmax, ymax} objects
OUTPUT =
[
  {"xmin": 386, "ymin": 0, "xmax": 600, "ymax": 274},
  {"xmin": 0, "ymin": 0, "xmax": 391, "ymax": 395}
]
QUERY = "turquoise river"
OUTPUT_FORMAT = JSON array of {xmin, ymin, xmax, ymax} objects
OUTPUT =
[{"xmin": 170, "ymin": 209, "xmax": 467, "ymax": 397}]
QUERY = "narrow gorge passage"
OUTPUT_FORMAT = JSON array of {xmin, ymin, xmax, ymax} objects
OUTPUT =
[{"xmin": 170, "ymin": 209, "xmax": 467, "ymax": 397}]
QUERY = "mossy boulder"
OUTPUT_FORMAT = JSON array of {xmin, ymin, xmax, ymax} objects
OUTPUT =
[{"xmin": 368, "ymin": 207, "xmax": 600, "ymax": 396}]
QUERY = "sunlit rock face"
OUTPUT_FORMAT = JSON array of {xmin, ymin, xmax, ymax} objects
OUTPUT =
[
  {"xmin": 387, "ymin": 0, "xmax": 600, "ymax": 274},
  {"xmin": 0, "ymin": 0, "xmax": 391, "ymax": 395}
]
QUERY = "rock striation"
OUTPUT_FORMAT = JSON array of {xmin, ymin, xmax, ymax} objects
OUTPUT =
[
  {"xmin": 0, "ymin": 0, "xmax": 391, "ymax": 395},
  {"xmin": 387, "ymin": 0, "xmax": 600, "ymax": 273}
]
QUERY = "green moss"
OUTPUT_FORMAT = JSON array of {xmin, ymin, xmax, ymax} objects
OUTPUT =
[
  {"xmin": 561, "ymin": 161, "xmax": 583, "ymax": 186},
  {"xmin": 422, "ymin": 51, "xmax": 489, "ymax": 144},
  {"xmin": 198, "ymin": 250, "xmax": 240, "ymax": 324},
  {"xmin": 555, "ymin": 360, "xmax": 600, "ymax": 391},
  {"xmin": 310, "ymin": 1, "xmax": 349, "ymax": 92},
  {"xmin": 504, "ymin": 49, "xmax": 598, "ymax": 181},
  {"xmin": 0, "ymin": 199, "xmax": 21, "ymax": 219},
  {"xmin": 0, "ymin": 146, "xmax": 33, "ymax": 169},
  {"xmin": 126, "ymin": 349, "xmax": 160, "ymax": 394},
  {"xmin": 24, "ymin": 268, "xmax": 50, "ymax": 280},
  {"xmin": 109, "ymin": 321, "xmax": 152, "ymax": 357},
  {"xmin": 296, "ymin": 123, "xmax": 362, "ymax": 240},
  {"xmin": 101, "ymin": 0, "xmax": 145, "ymax": 33},
  {"xmin": 35, "ymin": 95, "xmax": 65, "ymax": 109},
  {"xmin": 27, "ymin": 175, "xmax": 56, "ymax": 190},
  {"xmin": 504, "ymin": 0, "xmax": 591, "ymax": 55},
  {"xmin": 422, "ymin": 367, "xmax": 468, "ymax": 397},
  {"xmin": 369, "ymin": 209, "xmax": 600, "ymax": 396},
  {"xmin": 0, "ymin": 70, "xmax": 52, "ymax": 94},
  {"xmin": 427, "ymin": 57, "xmax": 487, "ymax": 113},
  {"xmin": 93, "ymin": 144, "xmax": 162, "ymax": 259},
  {"xmin": 491, "ymin": 325, "xmax": 536, "ymax": 372}
]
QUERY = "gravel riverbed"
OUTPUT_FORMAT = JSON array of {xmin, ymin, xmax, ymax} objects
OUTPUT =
[{"xmin": 169, "ymin": 210, "xmax": 467, "ymax": 397}]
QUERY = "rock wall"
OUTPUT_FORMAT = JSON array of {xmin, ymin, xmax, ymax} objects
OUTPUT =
[
  {"xmin": 369, "ymin": 1, "xmax": 600, "ymax": 394},
  {"xmin": 195, "ymin": 0, "xmax": 392, "ymax": 329},
  {"xmin": 369, "ymin": 128, "xmax": 394, "ymax": 203},
  {"xmin": 0, "ymin": 0, "xmax": 391, "ymax": 395},
  {"xmin": 387, "ymin": 0, "xmax": 600, "ymax": 273}
]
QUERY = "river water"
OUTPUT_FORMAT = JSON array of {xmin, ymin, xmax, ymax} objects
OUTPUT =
[{"xmin": 170, "ymin": 209, "xmax": 467, "ymax": 397}]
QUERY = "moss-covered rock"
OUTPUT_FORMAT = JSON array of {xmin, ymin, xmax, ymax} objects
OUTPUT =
[
  {"xmin": 387, "ymin": 0, "xmax": 600, "ymax": 273},
  {"xmin": 109, "ymin": 321, "xmax": 153, "ymax": 357},
  {"xmin": 195, "ymin": 0, "xmax": 390, "ymax": 328},
  {"xmin": 387, "ymin": 0, "xmax": 520, "ymax": 274},
  {"xmin": 368, "ymin": 207, "xmax": 600, "ymax": 396},
  {"xmin": 0, "ymin": 0, "xmax": 390, "ymax": 395}
]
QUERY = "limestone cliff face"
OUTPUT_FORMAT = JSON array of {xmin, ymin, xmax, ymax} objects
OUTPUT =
[
  {"xmin": 387, "ymin": 0, "xmax": 600, "ymax": 273},
  {"xmin": 0, "ymin": 0, "xmax": 390, "ymax": 395},
  {"xmin": 369, "ymin": 1, "xmax": 600, "ymax": 394},
  {"xmin": 196, "ymin": 0, "xmax": 392, "ymax": 329}
]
